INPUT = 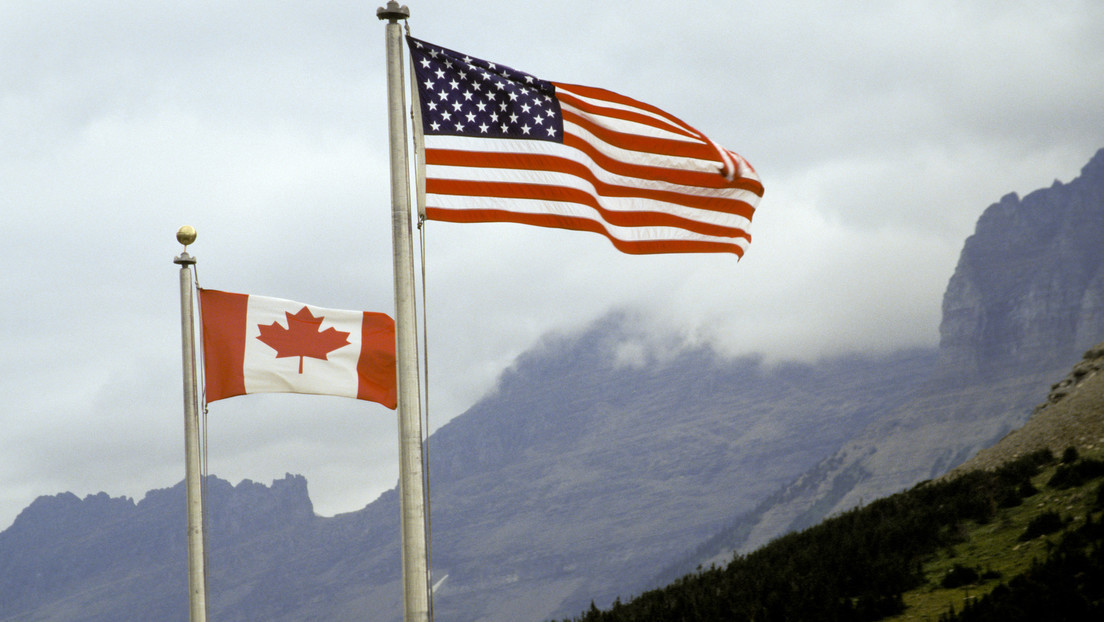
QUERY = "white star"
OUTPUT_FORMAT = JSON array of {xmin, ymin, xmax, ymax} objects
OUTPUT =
[
  {"xmin": 546, "ymin": 126, "xmax": 557, "ymax": 137},
  {"xmin": 437, "ymin": 90, "xmax": 449, "ymax": 101},
  {"xmin": 455, "ymin": 122, "xmax": 464, "ymax": 131},
  {"xmin": 423, "ymin": 78, "xmax": 434, "ymax": 89},
  {"xmin": 521, "ymin": 124, "xmax": 532, "ymax": 135},
  {"xmin": 521, "ymin": 103, "xmax": 531, "ymax": 114},
  {"xmin": 479, "ymin": 123, "xmax": 489, "ymax": 133},
  {"xmin": 441, "ymin": 111, "xmax": 452, "ymax": 121},
  {"xmin": 509, "ymin": 113, "xmax": 519, "ymax": 124},
  {"xmin": 462, "ymin": 90, "xmax": 474, "ymax": 101},
  {"xmin": 508, "ymin": 91, "xmax": 519, "ymax": 102},
  {"xmin": 430, "ymin": 121, "xmax": 440, "ymax": 131},
  {"xmin": 466, "ymin": 112, "xmax": 476, "ymax": 122},
  {"xmin": 451, "ymin": 100, "xmax": 463, "ymax": 112},
  {"xmin": 435, "ymin": 68, "xmax": 445, "ymax": 79},
  {"xmin": 449, "ymin": 79, "xmax": 459, "ymax": 90},
  {"xmin": 420, "ymin": 58, "xmax": 431, "ymax": 69},
  {"xmin": 476, "ymin": 101, "xmax": 487, "ymax": 112}
]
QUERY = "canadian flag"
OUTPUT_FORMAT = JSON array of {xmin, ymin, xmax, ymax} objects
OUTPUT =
[{"xmin": 199, "ymin": 289, "xmax": 397, "ymax": 409}]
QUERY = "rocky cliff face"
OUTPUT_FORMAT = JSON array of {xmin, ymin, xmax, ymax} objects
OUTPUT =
[{"xmin": 938, "ymin": 149, "xmax": 1104, "ymax": 379}]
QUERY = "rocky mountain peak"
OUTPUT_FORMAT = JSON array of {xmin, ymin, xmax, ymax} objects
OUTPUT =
[
  {"xmin": 203, "ymin": 473, "xmax": 315, "ymax": 535},
  {"xmin": 5, "ymin": 491, "xmax": 136, "ymax": 540},
  {"xmin": 1081, "ymin": 147, "xmax": 1104, "ymax": 180},
  {"xmin": 937, "ymin": 151, "xmax": 1104, "ymax": 379}
]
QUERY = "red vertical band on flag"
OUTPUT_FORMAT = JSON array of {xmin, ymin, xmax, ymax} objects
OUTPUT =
[
  {"xmin": 199, "ymin": 289, "xmax": 248, "ymax": 402},
  {"xmin": 358, "ymin": 312, "xmax": 398, "ymax": 409}
]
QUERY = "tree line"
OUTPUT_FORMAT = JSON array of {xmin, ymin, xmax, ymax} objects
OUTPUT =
[{"xmin": 562, "ymin": 448, "xmax": 1104, "ymax": 621}]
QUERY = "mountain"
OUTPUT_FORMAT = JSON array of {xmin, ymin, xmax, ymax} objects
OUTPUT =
[
  {"xmin": 0, "ymin": 347, "xmax": 938, "ymax": 622},
  {"xmin": 562, "ymin": 442, "xmax": 1104, "ymax": 621},
  {"xmin": 2, "ymin": 148, "xmax": 1103, "ymax": 621},
  {"xmin": 675, "ymin": 148, "xmax": 1104, "ymax": 573},
  {"xmin": 419, "ymin": 335, "xmax": 934, "ymax": 621},
  {"xmin": 0, "ymin": 475, "xmax": 319, "ymax": 621},
  {"xmin": 952, "ymin": 341, "xmax": 1104, "ymax": 473},
  {"xmin": 939, "ymin": 149, "xmax": 1104, "ymax": 378},
  {"xmin": 562, "ymin": 339, "xmax": 1104, "ymax": 621}
]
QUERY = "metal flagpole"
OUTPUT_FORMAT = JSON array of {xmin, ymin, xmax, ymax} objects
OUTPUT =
[
  {"xmin": 377, "ymin": 3, "xmax": 431, "ymax": 621},
  {"xmin": 174, "ymin": 226, "xmax": 208, "ymax": 622}
]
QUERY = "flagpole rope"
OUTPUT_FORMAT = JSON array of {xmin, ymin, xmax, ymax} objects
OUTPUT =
[
  {"xmin": 408, "ymin": 17, "xmax": 435, "ymax": 620},
  {"xmin": 191, "ymin": 267, "xmax": 212, "ymax": 605},
  {"xmin": 418, "ymin": 202, "xmax": 436, "ymax": 622}
]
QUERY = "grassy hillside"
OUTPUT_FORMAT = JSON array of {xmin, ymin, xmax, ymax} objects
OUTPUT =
[
  {"xmin": 893, "ymin": 447, "xmax": 1103, "ymax": 621},
  {"xmin": 561, "ymin": 447, "xmax": 1104, "ymax": 621}
]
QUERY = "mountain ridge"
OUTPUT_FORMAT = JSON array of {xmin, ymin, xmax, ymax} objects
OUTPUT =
[{"xmin": 2, "ymin": 148, "xmax": 1103, "ymax": 621}]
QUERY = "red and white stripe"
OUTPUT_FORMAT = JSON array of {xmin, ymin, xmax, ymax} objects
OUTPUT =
[{"xmin": 422, "ymin": 82, "xmax": 763, "ymax": 255}]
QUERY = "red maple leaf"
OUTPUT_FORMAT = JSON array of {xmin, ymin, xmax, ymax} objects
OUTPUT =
[{"xmin": 256, "ymin": 306, "xmax": 351, "ymax": 374}]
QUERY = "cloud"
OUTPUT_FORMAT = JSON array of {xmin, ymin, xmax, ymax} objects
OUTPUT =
[{"xmin": 2, "ymin": 0, "xmax": 1103, "ymax": 529}]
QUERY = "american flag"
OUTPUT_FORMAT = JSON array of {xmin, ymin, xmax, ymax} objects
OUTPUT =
[{"xmin": 406, "ymin": 36, "xmax": 763, "ymax": 256}]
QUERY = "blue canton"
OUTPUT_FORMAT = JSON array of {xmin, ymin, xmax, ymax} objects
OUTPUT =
[{"xmin": 407, "ymin": 37, "xmax": 564, "ymax": 143}]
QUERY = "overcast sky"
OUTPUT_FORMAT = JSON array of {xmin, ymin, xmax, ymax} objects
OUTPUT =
[{"xmin": 2, "ymin": 0, "xmax": 1103, "ymax": 529}]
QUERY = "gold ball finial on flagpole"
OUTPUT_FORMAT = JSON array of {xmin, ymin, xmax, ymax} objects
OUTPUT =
[
  {"xmin": 175, "ymin": 226, "xmax": 198, "ymax": 266},
  {"xmin": 177, "ymin": 225, "xmax": 197, "ymax": 248}
]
